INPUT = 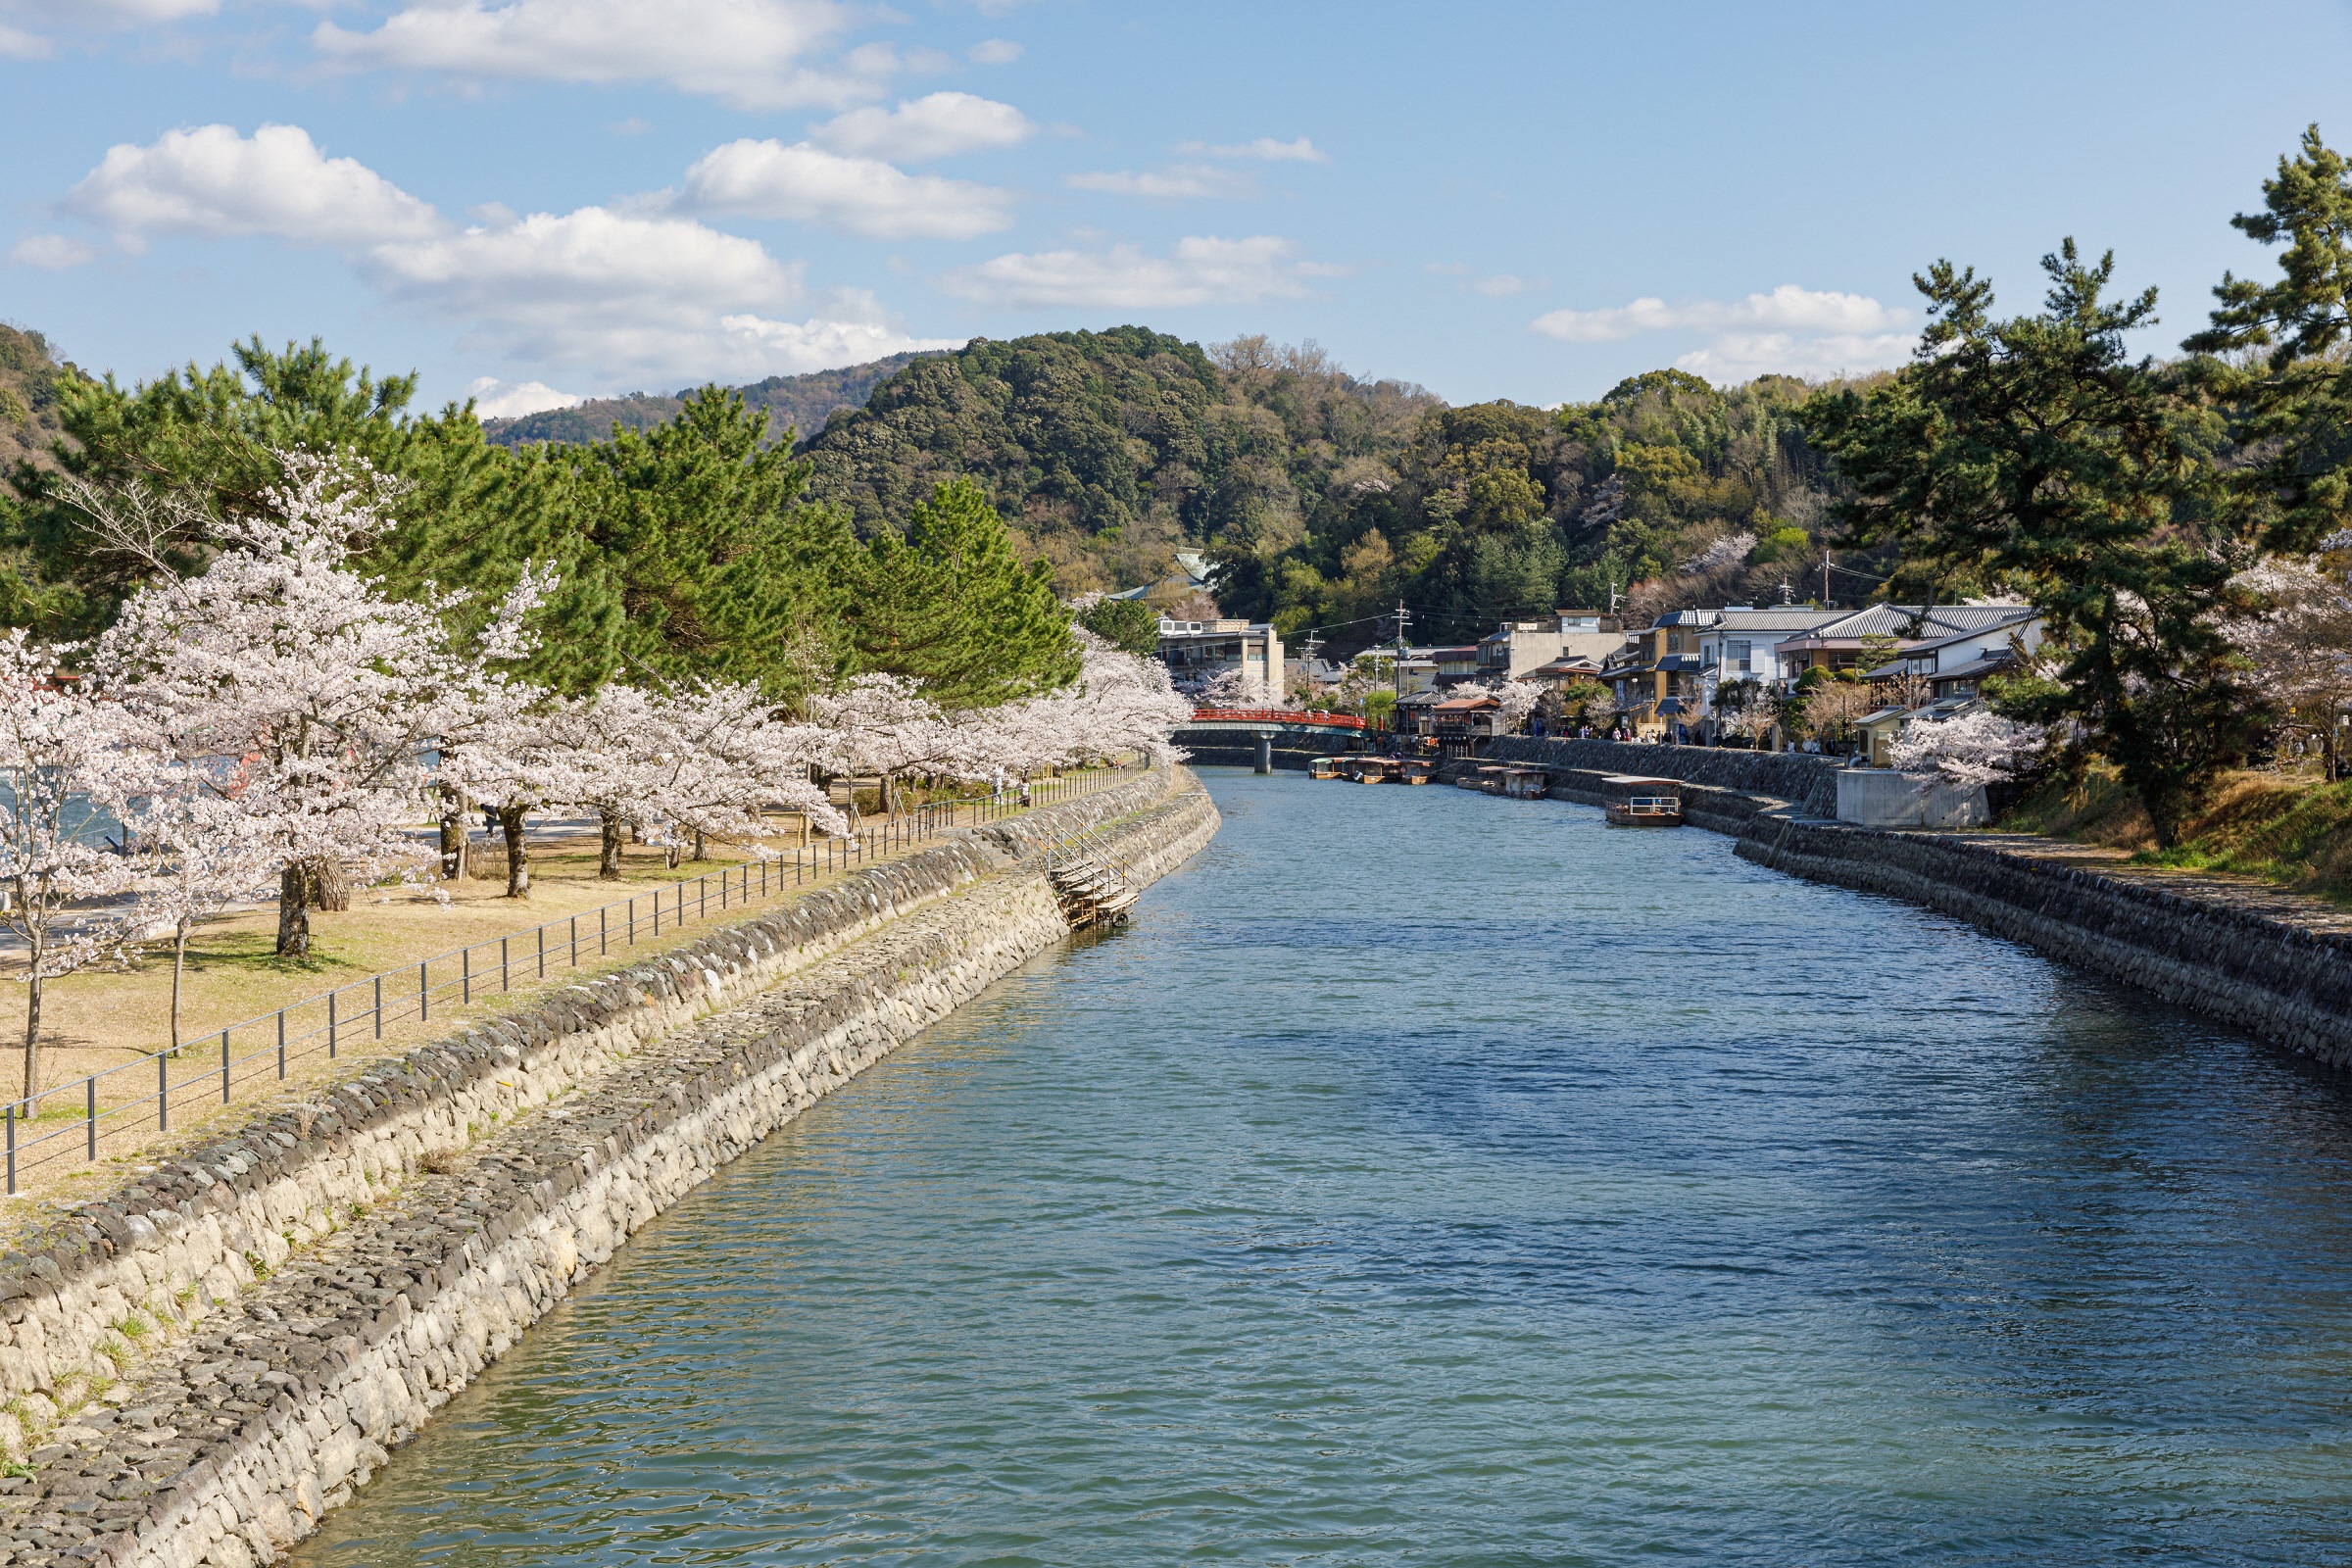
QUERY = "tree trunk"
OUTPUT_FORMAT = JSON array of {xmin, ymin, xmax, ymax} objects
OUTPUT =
[
  {"xmin": 665, "ymin": 842, "xmax": 681, "ymax": 870},
  {"xmin": 691, "ymin": 830, "xmax": 707, "ymax": 862},
  {"xmin": 276, "ymin": 862, "xmax": 313, "ymax": 958},
  {"xmin": 501, "ymin": 806, "xmax": 530, "ymax": 897},
  {"xmin": 440, "ymin": 789, "xmax": 466, "ymax": 879},
  {"xmin": 20, "ymin": 964, "xmax": 40, "ymax": 1110},
  {"xmin": 314, "ymin": 856, "xmax": 351, "ymax": 911},
  {"xmin": 600, "ymin": 809, "xmax": 625, "ymax": 880},
  {"xmin": 171, "ymin": 925, "xmax": 188, "ymax": 1057}
]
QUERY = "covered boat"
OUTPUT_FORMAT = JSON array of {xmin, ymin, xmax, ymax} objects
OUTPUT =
[
  {"xmin": 1309, "ymin": 757, "xmax": 1342, "ymax": 779},
  {"xmin": 1501, "ymin": 766, "xmax": 1550, "ymax": 800},
  {"xmin": 1601, "ymin": 774, "xmax": 1683, "ymax": 826}
]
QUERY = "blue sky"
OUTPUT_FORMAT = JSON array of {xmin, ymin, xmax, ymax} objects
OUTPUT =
[{"xmin": 5, "ymin": 0, "xmax": 2352, "ymax": 417}]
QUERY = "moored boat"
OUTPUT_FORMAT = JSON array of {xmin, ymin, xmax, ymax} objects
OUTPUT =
[
  {"xmin": 1309, "ymin": 757, "xmax": 1341, "ymax": 779},
  {"xmin": 1601, "ymin": 774, "xmax": 1684, "ymax": 826},
  {"xmin": 1502, "ymin": 766, "xmax": 1549, "ymax": 800}
]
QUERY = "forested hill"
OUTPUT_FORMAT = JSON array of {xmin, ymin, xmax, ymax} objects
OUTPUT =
[
  {"xmin": 1208, "ymin": 368, "xmax": 1864, "ymax": 652},
  {"xmin": 480, "ymin": 351, "xmax": 937, "ymax": 450},
  {"xmin": 0, "ymin": 324, "xmax": 68, "ymax": 476},
  {"xmin": 796, "ymin": 328, "xmax": 1441, "ymax": 598},
  {"xmin": 798, "ymin": 333, "xmax": 1864, "ymax": 648}
]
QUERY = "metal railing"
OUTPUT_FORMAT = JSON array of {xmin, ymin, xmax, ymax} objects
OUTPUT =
[
  {"xmin": 1186, "ymin": 708, "xmax": 1367, "ymax": 729},
  {"xmin": 0, "ymin": 761, "xmax": 1146, "ymax": 1193}
]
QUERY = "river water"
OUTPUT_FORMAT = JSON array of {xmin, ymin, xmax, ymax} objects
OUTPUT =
[{"xmin": 292, "ymin": 771, "xmax": 2352, "ymax": 1566}]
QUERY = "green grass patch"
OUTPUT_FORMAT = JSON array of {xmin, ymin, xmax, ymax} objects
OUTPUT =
[{"xmin": 1999, "ymin": 766, "xmax": 2352, "ymax": 904}]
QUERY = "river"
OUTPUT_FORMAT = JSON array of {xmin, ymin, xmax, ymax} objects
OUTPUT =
[{"xmin": 292, "ymin": 770, "xmax": 2352, "ymax": 1566}]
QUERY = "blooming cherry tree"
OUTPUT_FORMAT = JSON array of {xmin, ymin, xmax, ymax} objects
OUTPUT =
[
  {"xmin": 91, "ymin": 452, "xmax": 553, "ymax": 955},
  {"xmin": 111, "ymin": 747, "xmax": 275, "ymax": 1057},
  {"xmin": 0, "ymin": 632, "xmax": 144, "ymax": 1103},
  {"xmin": 1493, "ymin": 679, "xmax": 1544, "ymax": 735},
  {"xmin": 1889, "ymin": 708, "xmax": 2047, "ymax": 789}
]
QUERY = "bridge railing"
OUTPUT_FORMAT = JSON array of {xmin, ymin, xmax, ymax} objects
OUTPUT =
[{"xmin": 1187, "ymin": 709, "xmax": 1367, "ymax": 730}]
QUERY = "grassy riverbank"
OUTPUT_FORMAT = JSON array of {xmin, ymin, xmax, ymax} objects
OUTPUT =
[{"xmin": 1999, "ymin": 766, "xmax": 2352, "ymax": 904}]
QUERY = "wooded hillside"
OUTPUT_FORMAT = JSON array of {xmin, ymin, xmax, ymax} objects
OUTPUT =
[{"xmin": 481, "ymin": 351, "xmax": 937, "ymax": 451}]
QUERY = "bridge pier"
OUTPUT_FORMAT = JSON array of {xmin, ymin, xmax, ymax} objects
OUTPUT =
[{"xmin": 1255, "ymin": 734, "xmax": 1272, "ymax": 774}]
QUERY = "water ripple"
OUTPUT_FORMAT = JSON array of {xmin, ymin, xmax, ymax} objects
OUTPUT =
[{"xmin": 296, "ymin": 773, "xmax": 2352, "ymax": 1567}]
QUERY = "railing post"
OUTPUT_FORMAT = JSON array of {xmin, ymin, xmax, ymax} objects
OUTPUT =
[
  {"xmin": 158, "ymin": 1051, "xmax": 169, "ymax": 1133},
  {"xmin": 501, "ymin": 937, "xmax": 511, "ymax": 992},
  {"xmin": 463, "ymin": 947, "xmax": 471, "ymax": 1004},
  {"xmin": 220, "ymin": 1029, "xmax": 230, "ymax": 1102},
  {"xmin": 327, "ymin": 990, "xmax": 337, "ymax": 1058},
  {"xmin": 375, "ymin": 975, "xmax": 384, "ymax": 1040},
  {"xmin": 6, "ymin": 1105, "xmax": 15, "ymax": 1196},
  {"xmin": 418, "ymin": 960, "xmax": 429, "ymax": 1025},
  {"xmin": 572, "ymin": 915, "xmax": 580, "ymax": 967},
  {"xmin": 277, "ymin": 1009, "xmax": 286, "ymax": 1077},
  {"xmin": 601, "ymin": 906, "xmax": 608, "ymax": 956},
  {"xmin": 85, "ymin": 1077, "xmax": 95, "ymax": 1162},
  {"xmin": 537, "ymin": 924, "xmax": 545, "ymax": 979}
]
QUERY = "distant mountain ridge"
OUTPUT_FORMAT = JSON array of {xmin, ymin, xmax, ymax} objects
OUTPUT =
[{"xmin": 479, "ymin": 351, "xmax": 940, "ymax": 450}]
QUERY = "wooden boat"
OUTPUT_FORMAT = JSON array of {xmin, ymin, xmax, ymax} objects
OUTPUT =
[
  {"xmin": 1398, "ymin": 759, "xmax": 1435, "ymax": 785},
  {"xmin": 1601, "ymin": 774, "xmax": 1684, "ymax": 826},
  {"xmin": 1501, "ymin": 766, "xmax": 1549, "ymax": 800},
  {"xmin": 1309, "ymin": 757, "xmax": 1342, "ymax": 779},
  {"xmin": 1353, "ymin": 757, "xmax": 1400, "ymax": 784}
]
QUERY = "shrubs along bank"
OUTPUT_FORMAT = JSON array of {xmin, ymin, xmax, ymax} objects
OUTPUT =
[{"xmin": 0, "ymin": 767, "xmax": 1216, "ymax": 1568}]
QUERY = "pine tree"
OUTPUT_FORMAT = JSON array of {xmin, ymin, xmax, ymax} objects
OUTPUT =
[
  {"xmin": 848, "ymin": 478, "xmax": 1078, "ymax": 710},
  {"xmin": 1804, "ymin": 243, "xmax": 2254, "ymax": 847}
]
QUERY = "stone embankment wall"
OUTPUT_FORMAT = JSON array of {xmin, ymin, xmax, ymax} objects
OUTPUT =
[
  {"xmin": 1735, "ymin": 814, "xmax": 2352, "ymax": 1066},
  {"xmin": 1483, "ymin": 736, "xmax": 1841, "ymax": 816},
  {"xmin": 0, "ymin": 767, "xmax": 1217, "ymax": 1568}
]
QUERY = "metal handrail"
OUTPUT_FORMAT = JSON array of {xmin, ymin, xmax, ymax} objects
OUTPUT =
[
  {"xmin": 1187, "ymin": 709, "xmax": 1367, "ymax": 730},
  {"xmin": 0, "ymin": 760, "xmax": 1146, "ymax": 1193}
]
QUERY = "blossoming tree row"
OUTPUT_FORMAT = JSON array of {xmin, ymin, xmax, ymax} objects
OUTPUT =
[{"xmin": 0, "ymin": 452, "xmax": 1192, "ymax": 1102}]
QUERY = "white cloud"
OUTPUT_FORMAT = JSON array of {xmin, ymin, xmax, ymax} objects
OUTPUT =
[
  {"xmin": 464, "ymin": 377, "xmax": 584, "ymax": 417},
  {"xmin": 1673, "ymin": 331, "xmax": 1917, "ymax": 383},
  {"xmin": 940, "ymin": 234, "xmax": 1316, "ymax": 310},
  {"xmin": 0, "ymin": 22, "xmax": 51, "ymax": 56},
  {"xmin": 1531, "ymin": 285, "xmax": 1915, "ymax": 385},
  {"xmin": 1531, "ymin": 284, "xmax": 1906, "ymax": 343},
  {"xmin": 810, "ymin": 91, "xmax": 1033, "ymax": 161},
  {"xmin": 968, "ymin": 37, "xmax": 1020, "ymax": 64},
  {"xmin": 717, "ymin": 290, "xmax": 963, "ymax": 375},
  {"xmin": 1472, "ymin": 273, "xmax": 1537, "ymax": 298},
  {"xmin": 313, "ymin": 0, "xmax": 884, "ymax": 111},
  {"xmin": 64, "ymin": 123, "xmax": 447, "ymax": 252},
  {"xmin": 1065, "ymin": 164, "xmax": 1251, "ymax": 200},
  {"xmin": 680, "ymin": 138, "xmax": 1012, "ymax": 239},
  {"xmin": 8, "ymin": 234, "xmax": 97, "ymax": 269},
  {"xmin": 7, "ymin": 0, "xmax": 219, "ymax": 19},
  {"xmin": 366, "ymin": 206, "xmax": 954, "ymax": 381},
  {"xmin": 1180, "ymin": 136, "xmax": 1328, "ymax": 164}
]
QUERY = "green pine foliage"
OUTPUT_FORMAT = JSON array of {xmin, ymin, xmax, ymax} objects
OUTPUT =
[{"xmin": 845, "ymin": 477, "xmax": 1078, "ymax": 708}]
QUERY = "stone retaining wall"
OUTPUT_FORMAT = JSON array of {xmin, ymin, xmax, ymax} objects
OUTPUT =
[
  {"xmin": 1485, "ymin": 736, "xmax": 1842, "ymax": 816},
  {"xmin": 0, "ymin": 768, "xmax": 1217, "ymax": 1567},
  {"xmin": 1735, "ymin": 813, "xmax": 2352, "ymax": 1067},
  {"xmin": 1457, "ymin": 742, "xmax": 2352, "ymax": 1066}
]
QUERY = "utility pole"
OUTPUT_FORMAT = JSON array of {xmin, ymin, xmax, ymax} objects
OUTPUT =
[
  {"xmin": 1822, "ymin": 551, "xmax": 1832, "ymax": 609},
  {"xmin": 1392, "ymin": 600, "xmax": 1412, "ymax": 706},
  {"xmin": 1301, "ymin": 631, "xmax": 1323, "ymax": 701}
]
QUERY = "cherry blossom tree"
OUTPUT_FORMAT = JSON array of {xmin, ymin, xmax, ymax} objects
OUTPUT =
[
  {"xmin": 111, "ymin": 749, "xmax": 274, "ymax": 1057},
  {"xmin": 637, "ymin": 680, "xmax": 846, "ymax": 857},
  {"xmin": 1889, "ymin": 708, "xmax": 2047, "ymax": 789},
  {"xmin": 2234, "ymin": 554, "xmax": 2352, "ymax": 774},
  {"xmin": 0, "ymin": 632, "xmax": 144, "ymax": 1103},
  {"xmin": 808, "ymin": 674, "xmax": 973, "ymax": 817},
  {"xmin": 1493, "ymin": 679, "xmax": 1543, "ymax": 735},
  {"xmin": 962, "ymin": 630, "xmax": 1192, "ymax": 772},
  {"xmin": 90, "ymin": 452, "xmax": 553, "ymax": 956},
  {"xmin": 1197, "ymin": 667, "xmax": 1252, "ymax": 709}
]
